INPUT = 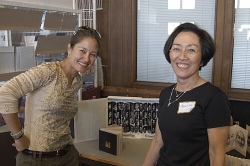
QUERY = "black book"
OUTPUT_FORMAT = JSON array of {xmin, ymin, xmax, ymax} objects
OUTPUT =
[{"xmin": 99, "ymin": 125, "xmax": 123, "ymax": 155}]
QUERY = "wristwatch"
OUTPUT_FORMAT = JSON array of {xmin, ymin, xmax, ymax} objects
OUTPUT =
[{"xmin": 10, "ymin": 126, "xmax": 24, "ymax": 140}]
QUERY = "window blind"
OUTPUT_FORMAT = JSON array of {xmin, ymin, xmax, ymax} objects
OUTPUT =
[
  {"xmin": 231, "ymin": 0, "xmax": 250, "ymax": 89},
  {"xmin": 137, "ymin": 0, "xmax": 215, "ymax": 83}
]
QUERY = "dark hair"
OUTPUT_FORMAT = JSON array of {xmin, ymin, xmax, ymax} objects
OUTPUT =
[
  {"xmin": 70, "ymin": 26, "xmax": 102, "ymax": 55},
  {"xmin": 163, "ymin": 22, "xmax": 215, "ymax": 70}
]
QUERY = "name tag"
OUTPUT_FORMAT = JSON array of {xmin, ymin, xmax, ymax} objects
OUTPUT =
[{"xmin": 177, "ymin": 101, "xmax": 196, "ymax": 114}]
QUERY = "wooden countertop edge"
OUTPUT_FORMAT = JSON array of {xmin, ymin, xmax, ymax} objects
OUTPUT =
[{"xmin": 79, "ymin": 153, "xmax": 132, "ymax": 166}]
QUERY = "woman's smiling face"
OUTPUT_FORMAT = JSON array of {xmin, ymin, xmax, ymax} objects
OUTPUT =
[
  {"xmin": 169, "ymin": 31, "xmax": 202, "ymax": 80},
  {"xmin": 68, "ymin": 37, "xmax": 99, "ymax": 73}
]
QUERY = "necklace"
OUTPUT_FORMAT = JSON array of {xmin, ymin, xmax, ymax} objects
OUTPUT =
[
  {"xmin": 175, "ymin": 88, "xmax": 184, "ymax": 97},
  {"xmin": 168, "ymin": 77, "xmax": 201, "ymax": 107},
  {"xmin": 168, "ymin": 86, "xmax": 186, "ymax": 106}
]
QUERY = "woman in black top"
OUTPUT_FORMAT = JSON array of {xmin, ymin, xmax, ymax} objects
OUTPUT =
[{"xmin": 142, "ymin": 23, "xmax": 231, "ymax": 166}]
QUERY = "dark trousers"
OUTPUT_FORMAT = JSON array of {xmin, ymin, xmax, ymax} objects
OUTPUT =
[{"xmin": 16, "ymin": 145, "xmax": 79, "ymax": 166}]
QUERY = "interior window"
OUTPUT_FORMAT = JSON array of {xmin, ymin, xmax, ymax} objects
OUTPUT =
[
  {"xmin": 231, "ymin": 0, "xmax": 250, "ymax": 89},
  {"xmin": 137, "ymin": 0, "xmax": 215, "ymax": 83}
]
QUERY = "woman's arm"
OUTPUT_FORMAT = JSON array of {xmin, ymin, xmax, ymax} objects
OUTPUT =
[
  {"xmin": 2, "ymin": 113, "xmax": 30, "ymax": 151},
  {"xmin": 142, "ymin": 119, "xmax": 163, "ymax": 166},
  {"xmin": 0, "ymin": 64, "xmax": 54, "ymax": 151},
  {"xmin": 207, "ymin": 126, "xmax": 229, "ymax": 166}
]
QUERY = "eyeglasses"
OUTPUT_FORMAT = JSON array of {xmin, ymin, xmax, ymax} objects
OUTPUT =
[
  {"xmin": 76, "ymin": 26, "xmax": 101, "ymax": 39},
  {"xmin": 169, "ymin": 47, "xmax": 200, "ymax": 55}
]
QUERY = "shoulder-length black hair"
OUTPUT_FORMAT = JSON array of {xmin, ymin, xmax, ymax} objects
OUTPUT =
[{"xmin": 163, "ymin": 22, "xmax": 215, "ymax": 70}]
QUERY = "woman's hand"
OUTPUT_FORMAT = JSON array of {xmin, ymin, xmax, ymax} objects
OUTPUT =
[{"xmin": 12, "ymin": 135, "xmax": 30, "ymax": 151}]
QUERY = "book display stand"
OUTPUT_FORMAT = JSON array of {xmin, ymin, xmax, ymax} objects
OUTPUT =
[{"xmin": 74, "ymin": 96, "xmax": 159, "ymax": 165}]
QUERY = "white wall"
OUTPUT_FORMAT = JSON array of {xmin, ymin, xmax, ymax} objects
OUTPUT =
[{"xmin": 2, "ymin": 0, "xmax": 73, "ymax": 9}]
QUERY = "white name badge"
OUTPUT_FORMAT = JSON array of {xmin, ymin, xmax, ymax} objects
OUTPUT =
[{"xmin": 177, "ymin": 101, "xmax": 196, "ymax": 114}]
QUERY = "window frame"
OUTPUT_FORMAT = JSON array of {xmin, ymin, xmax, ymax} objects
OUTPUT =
[
  {"xmin": 213, "ymin": 0, "xmax": 250, "ymax": 101},
  {"xmin": 132, "ymin": 0, "xmax": 250, "ymax": 101}
]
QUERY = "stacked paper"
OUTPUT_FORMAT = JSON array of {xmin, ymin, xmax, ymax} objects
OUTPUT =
[
  {"xmin": 0, "ymin": 46, "xmax": 15, "ymax": 74},
  {"xmin": 15, "ymin": 46, "xmax": 35, "ymax": 71}
]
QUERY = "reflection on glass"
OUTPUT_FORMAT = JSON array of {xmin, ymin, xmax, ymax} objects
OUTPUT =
[
  {"xmin": 168, "ymin": 23, "xmax": 180, "ymax": 35},
  {"xmin": 235, "ymin": 0, "xmax": 250, "ymax": 8},
  {"xmin": 168, "ymin": 0, "xmax": 180, "ymax": 9},
  {"xmin": 182, "ymin": 0, "xmax": 195, "ymax": 9},
  {"xmin": 168, "ymin": 0, "xmax": 195, "ymax": 9}
]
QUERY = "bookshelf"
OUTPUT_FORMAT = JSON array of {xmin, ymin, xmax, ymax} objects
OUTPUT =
[{"xmin": 0, "ymin": 1, "xmax": 82, "ymax": 82}]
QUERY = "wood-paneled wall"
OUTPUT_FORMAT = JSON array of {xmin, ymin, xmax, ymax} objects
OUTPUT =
[{"xmin": 97, "ymin": 0, "xmax": 136, "ymax": 88}]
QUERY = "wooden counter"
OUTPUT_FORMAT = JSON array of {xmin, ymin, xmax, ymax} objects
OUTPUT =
[{"xmin": 74, "ymin": 138, "xmax": 152, "ymax": 166}]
